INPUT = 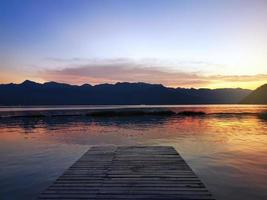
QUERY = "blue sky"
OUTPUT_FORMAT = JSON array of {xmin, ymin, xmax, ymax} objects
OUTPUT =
[{"xmin": 1, "ymin": 0, "xmax": 267, "ymax": 88}]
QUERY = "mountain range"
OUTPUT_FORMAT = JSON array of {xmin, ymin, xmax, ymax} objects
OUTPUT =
[
  {"xmin": 240, "ymin": 84, "xmax": 267, "ymax": 104},
  {"xmin": 0, "ymin": 80, "xmax": 255, "ymax": 105}
]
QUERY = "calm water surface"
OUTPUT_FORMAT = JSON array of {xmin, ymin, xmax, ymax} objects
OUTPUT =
[{"xmin": 0, "ymin": 105, "xmax": 267, "ymax": 200}]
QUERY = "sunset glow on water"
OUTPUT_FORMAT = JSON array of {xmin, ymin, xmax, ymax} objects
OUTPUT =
[
  {"xmin": 1, "ymin": 1, "xmax": 267, "ymax": 199},
  {"xmin": 0, "ymin": 105, "xmax": 267, "ymax": 200}
]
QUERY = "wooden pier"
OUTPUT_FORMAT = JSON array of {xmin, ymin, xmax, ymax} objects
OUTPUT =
[{"xmin": 39, "ymin": 146, "xmax": 214, "ymax": 199}]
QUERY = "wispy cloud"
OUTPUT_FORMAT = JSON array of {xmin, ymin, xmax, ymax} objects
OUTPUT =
[
  {"xmin": 44, "ymin": 57, "xmax": 225, "ymax": 72},
  {"xmin": 39, "ymin": 58, "xmax": 267, "ymax": 89}
]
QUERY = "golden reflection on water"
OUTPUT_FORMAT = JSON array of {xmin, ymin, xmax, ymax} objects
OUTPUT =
[{"xmin": 0, "ymin": 114, "xmax": 267, "ymax": 200}]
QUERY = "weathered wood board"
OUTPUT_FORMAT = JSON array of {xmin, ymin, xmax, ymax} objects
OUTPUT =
[{"xmin": 39, "ymin": 146, "xmax": 215, "ymax": 199}]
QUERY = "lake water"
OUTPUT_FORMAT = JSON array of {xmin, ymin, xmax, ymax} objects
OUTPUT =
[{"xmin": 0, "ymin": 105, "xmax": 267, "ymax": 200}]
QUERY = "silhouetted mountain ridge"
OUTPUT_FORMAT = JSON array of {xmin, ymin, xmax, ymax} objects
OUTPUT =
[
  {"xmin": 0, "ymin": 80, "xmax": 252, "ymax": 105},
  {"xmin": 240, "ymin": 84, "xmax": 267, "ymax": 104}
]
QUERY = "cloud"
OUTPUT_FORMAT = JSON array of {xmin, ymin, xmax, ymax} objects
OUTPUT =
[
  {"xmin": 211, "ymin": 74, "xmax": 267, "ymax": 82},
  {"xmin": 39, "ymin": 58, "xmax": 267, "ymax": 89},
  {"xmin": 44, "ymin": 57, "xmax": 225, "ymax": 72}
]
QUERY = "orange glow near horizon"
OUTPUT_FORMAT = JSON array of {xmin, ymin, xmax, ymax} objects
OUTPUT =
[{"xmin": 0, "ymin": 76, "xmax": 265, "ymax": 90}]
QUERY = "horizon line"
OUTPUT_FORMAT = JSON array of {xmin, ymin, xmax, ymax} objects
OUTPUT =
[{"xmin": 0, "ymin": 79, "xmax": 259, "ymax": 90}]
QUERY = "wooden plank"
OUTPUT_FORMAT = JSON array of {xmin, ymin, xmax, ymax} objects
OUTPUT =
[{"xmin": 39, "ymin": 146, "xmax": 215, "ymax": 200}]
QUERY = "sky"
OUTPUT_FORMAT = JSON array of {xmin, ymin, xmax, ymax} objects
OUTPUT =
[{"xmin": 0, "ymin": 0, "xmax": 267, "ymax": 89}]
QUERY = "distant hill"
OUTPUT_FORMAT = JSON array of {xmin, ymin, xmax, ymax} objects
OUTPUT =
[
  {"xmin": 240, "ymin": 84, "xmax": 267, "ymax": 104},
  {"xmin": 0, "ymin": 80, "xmax": 251, "ymax": 105}
]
